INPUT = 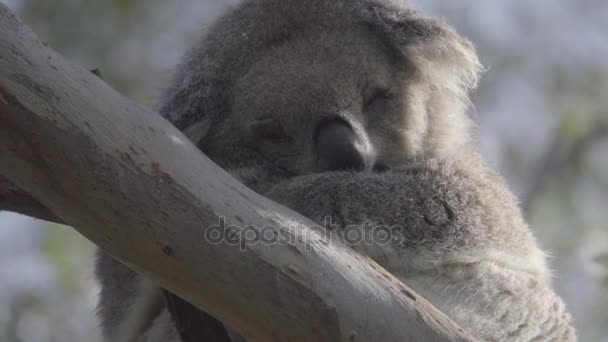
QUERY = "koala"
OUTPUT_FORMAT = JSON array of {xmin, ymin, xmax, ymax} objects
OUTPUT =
[{"xmin": 95, "ymin": 0, "xmax": 577, "ymax": 341}]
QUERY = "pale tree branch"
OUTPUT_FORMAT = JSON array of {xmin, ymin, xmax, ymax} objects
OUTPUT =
[
  {"xmin": 0, "ymin": 175, "xmax": 63, "ymax": 223},
  {"xmin": 0, "ymin": 4, "xmax": 475, "ymax": 341}
]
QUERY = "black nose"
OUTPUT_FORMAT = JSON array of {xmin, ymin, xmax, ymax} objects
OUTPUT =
[{"xmin": 314, "ymin": 119, "xmax": 366, "ymax": 171}]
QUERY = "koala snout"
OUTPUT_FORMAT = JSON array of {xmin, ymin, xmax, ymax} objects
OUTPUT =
[{"xmin": 314, "ymin": 118, "xmax": 368, "ymax": 172}]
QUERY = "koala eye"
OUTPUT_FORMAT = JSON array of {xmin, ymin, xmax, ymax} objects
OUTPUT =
[
  {"xmin": 251, "ymin": 118, "xmax": 292, "ymax": 143},
  {"xmin": 363, "ymin": 88, "xmax": 391, "ymax": 111}
]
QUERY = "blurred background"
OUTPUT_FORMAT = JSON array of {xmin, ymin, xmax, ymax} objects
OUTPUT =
[{"xmin": 0, "ymin": 0, "xmax": 606, "ymax": 341}]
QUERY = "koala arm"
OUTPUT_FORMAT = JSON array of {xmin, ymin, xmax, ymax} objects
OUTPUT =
[
  {"xmin": 263, "ymin": 162, "xmax": 540, "ymax": 272},
  {"xmin": 263, "ymin": 161, "xmax": 576, "ymax": 341}
]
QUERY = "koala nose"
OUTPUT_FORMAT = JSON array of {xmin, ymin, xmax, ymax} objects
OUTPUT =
[{"xmin": 314, "ymin": 118, "xmax": 366, "ymax": 172}]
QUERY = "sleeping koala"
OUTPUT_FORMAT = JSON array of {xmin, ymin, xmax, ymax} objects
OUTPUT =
[{"xmin": 95, "ymin": 0, "xmax": 577, "ymax": 340}]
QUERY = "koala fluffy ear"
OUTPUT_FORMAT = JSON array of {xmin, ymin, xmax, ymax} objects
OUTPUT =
[
  {"xmin": 362, "ymin": 1, "xmax": 484, "ymax": 157},
  {"xmin": 364, "ymin": 2, "xmax": 483, "ymax": 107},
  {"xmin": 158, "ymin": 47, "xmax": 225, "ymax": 145}
]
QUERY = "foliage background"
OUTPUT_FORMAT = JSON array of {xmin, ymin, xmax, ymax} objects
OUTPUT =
[{"xmin": 0, "ymin": 0, "xmax": 606, "ymax": 341}]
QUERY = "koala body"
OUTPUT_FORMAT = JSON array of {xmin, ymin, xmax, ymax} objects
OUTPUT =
[{"xmin": 95, "ymin": 0, "xmax": 576, "ymax": 341}]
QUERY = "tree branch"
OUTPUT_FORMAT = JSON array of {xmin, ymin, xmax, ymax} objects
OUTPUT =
[
  {"xmin": 0, "ymin": 4, "xmax": 474, "ymax": 341},
  {"xmin": 0, "ymin": 175, "xmax": 63, "ymax": 223}
]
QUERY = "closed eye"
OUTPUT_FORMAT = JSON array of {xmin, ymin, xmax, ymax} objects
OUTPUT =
[
  {"xmin": 250, "ymin": 118, "xmax": 293, "ymax": 143},
  {"xmin": 363, "ymin": 88, "xmax": 392, "ymax": 111}
]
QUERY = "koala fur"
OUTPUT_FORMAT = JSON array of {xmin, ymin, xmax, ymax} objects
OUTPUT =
[{"xmin": 95, "ymin": 0, "xmax": 577, "ymax": 341}]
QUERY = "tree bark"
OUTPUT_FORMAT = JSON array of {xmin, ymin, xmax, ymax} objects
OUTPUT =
[
  {"xmin": 0, "ymin": 4, "xmax": 475, "ymax": 341},
  {"xmin": 0, "ymin": 175, "xmax": 63, "ymax": 223}
]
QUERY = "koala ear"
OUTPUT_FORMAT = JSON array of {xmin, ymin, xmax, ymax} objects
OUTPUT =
[
  {"xmin": 364, "ymin": 3, "xmax": 483, "ymax": 104},
  {"xmin": 180, "ymin": 118, "xmax": 212, "ymax": 145},
  {"xmin": 159, "ymin": 79, "xmax": 214, "ymax": 144},
  {"xmin": 158, "ymin": 46, "xmax": 225, "ymax": 145},
  {"xmin": 362, "ymin": 2, "xmax": 483, "ymax": 157}
]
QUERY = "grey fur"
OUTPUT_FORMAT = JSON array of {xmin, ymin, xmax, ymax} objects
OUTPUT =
[{"xmin": 95, "ymin": 0, "xmax": 576, "ymax": 341}]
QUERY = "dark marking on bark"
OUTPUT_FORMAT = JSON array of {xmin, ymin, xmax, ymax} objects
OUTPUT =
[
  {"xmin": 151, "ymin": 162, "xmax": 162, "ymax": 174},
  {"xmin": 284, "ymin": 264, "xmax": 301, "ymax": 277},
  {"xmin": 163, "ymin": 245, "xmax": 175, "ymax": 257},
  {"xmin": 90, "ymin": 68, "xmax": 104, "ymax": 79},
  {"xmin": 10, "ymin": 73, "xmax": 59, "ymax": 102},
  {"xmin": 401, "ymin": 289, "xmax": 417, "ymax": 302},
  {"xmin": 120, "ymin": 151, "xmax": 133, "ymax": 163}
]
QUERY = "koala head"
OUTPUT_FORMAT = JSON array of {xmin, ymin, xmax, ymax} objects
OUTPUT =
[{"xmin": 160, "ymin": 0, "xmax": 482, "ymax": 191}]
